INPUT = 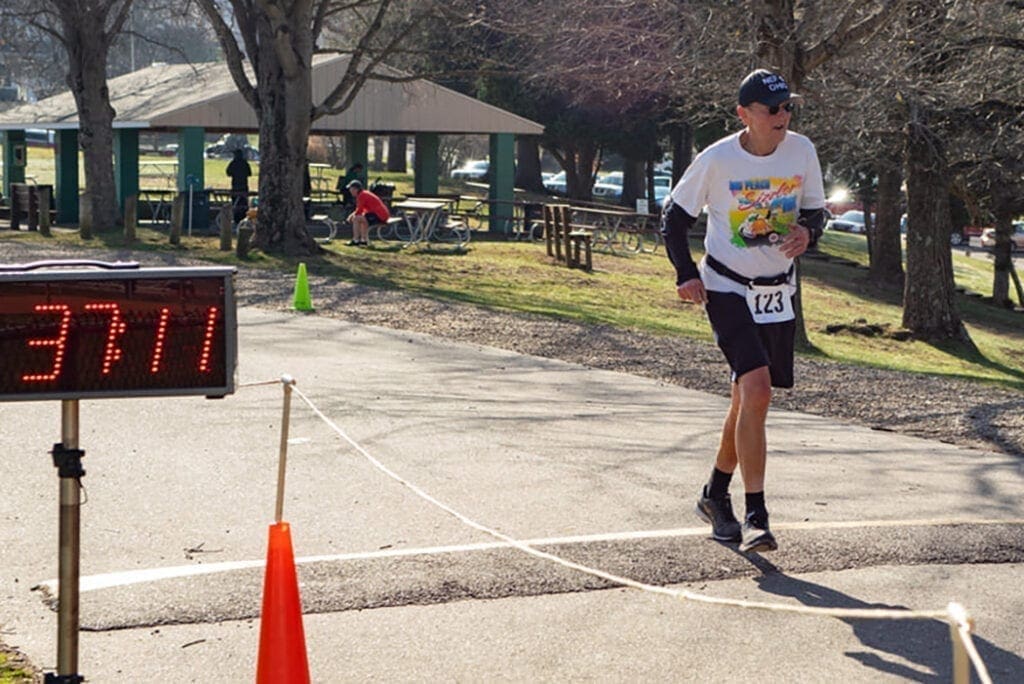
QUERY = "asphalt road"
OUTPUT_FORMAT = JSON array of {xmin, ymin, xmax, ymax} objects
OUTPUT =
[{"xmin": 1, "ymin": 306, "xmax": 1022, "ymax": 682}]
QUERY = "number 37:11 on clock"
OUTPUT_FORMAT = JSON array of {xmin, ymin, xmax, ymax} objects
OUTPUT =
[{"xmin": 0, "ymin": 268, "xmax": 237, "ymax": 401}]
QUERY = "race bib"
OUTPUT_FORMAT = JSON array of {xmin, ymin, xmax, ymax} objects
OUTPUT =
[{"xmin": 745, "ymin": 284, "xmax": 795, "ymax": 324}]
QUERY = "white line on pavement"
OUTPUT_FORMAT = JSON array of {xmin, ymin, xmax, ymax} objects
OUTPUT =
[{"xmin": 36, "ymin": 518, "xmax": 1024, "ymax": 594}]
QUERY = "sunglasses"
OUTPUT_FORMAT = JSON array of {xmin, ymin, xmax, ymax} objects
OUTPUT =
[{"xmin": 762, "ymin": 102, "xmax": 797, "ymax": 115}]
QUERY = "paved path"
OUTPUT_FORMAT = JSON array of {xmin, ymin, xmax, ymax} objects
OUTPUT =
[{"xmin": 1, "ymin": 307, "xmax": 1022, "ymax": 682}]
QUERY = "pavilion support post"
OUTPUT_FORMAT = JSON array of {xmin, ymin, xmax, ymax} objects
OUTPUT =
[
  {"xmin": 414, "ymin": 133, "xmax": 439, "ymax": 196},
  {"xmin": 177, "ymin": 127, "xmax": 206, "ymax": 191},
  {"xmin": 346, "ymin": 132, "xmax": 369, "ymax": 176},
  {"xmin": 2, "ymin": 130, "xmax": 27, "ymax": 200},
  {"xmin": 489, "ymin": 133, "xmax": 515, "ymax": 234},
  {"xmin": 115, "ymin": 129, "xmax": 139, "ymax": 214},
  {"xmin": 55, "ymin": 129, "xmax": 80, "ymax": 224}
]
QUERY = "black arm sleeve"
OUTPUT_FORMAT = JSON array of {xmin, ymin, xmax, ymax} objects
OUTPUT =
[
  {"xmin": 661, "ymin": 202, "xmax": 701, "ymax": 285},
  {"xmin": 799, "ymin": 208, "xmax": 825, "ymax": 248}
]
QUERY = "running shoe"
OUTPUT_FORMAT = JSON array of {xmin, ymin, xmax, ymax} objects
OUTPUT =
[
  {"xmin": 695, "ymin": 486, "xmax": 742, "ymax": 542},
  {"xmin": 739, "ymin": 513, "xmax": 778, "ymax": 553}
]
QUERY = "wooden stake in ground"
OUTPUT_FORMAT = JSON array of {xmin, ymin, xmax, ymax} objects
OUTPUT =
[
  {"xmin": 124, "ymin": 195, "xmax": 137, "ymax": 245},
  {"xmin": 218, "ymin": 204, "xmax": 233, "ymax": 251},
  {"xmin": 170, "ymin": 194, "xmax": 184, "ymax": 245},
  {"xmin": 38, "ymin": 186, "xmax": 52, "ymax": 237}
]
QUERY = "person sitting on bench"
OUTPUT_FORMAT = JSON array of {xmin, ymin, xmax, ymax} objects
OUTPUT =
[{"xmin": 345, "ymin": 180, "xmax": 390, "ymax": 246}]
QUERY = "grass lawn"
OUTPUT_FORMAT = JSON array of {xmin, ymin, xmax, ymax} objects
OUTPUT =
[
  {"xmin": 0, "ymin": 651, "xmax": 33, "ymax": 683},
  {"xmin": 2, "ymin": 212, "xmax": 1022, "ymax": 392},
  {"xmin": 13, "ymin": 152, "xmax": 459, "ymax": 197}
]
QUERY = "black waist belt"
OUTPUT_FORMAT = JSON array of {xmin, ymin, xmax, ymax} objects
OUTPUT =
[{"xmin": 706, "ymin": 254, "xmax": 793, "ymax": 287}]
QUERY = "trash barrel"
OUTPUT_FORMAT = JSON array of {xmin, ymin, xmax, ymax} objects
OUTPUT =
[{"xmin": 179, "ymin": 187, "xmax": 210, "ymax": 233}]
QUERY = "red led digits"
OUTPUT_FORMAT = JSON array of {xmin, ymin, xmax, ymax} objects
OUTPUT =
[
  {"xmin": 22, "ymin": 304, "xmax": 73, "ymax": 383},
  {"xmin": 83, "ymin": 303, "xmax": 127, "ymax": 375},
  {"xmin": 198, "ymin": 307, "xmax": 219, "ymax": 373},
  {"xmin": 150, "ymin": 307, "xmax": 171, "ymax": 374}
]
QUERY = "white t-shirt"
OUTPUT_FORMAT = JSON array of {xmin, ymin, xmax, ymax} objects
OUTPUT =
[{"xmin": 670, "ymin": 130, "xmax": 825, "ymax": 296}]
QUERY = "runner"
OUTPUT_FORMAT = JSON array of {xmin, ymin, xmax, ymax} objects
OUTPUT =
[{"xmin": 662, "ymin": 68, "xmax": 826, "ymax": 553}]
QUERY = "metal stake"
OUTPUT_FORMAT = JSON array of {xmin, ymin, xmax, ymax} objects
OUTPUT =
[{"xmin": 45, "ymin": 400, "xmax": 85, "ymax": 684}]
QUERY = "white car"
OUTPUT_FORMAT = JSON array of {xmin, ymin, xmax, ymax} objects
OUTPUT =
[
  {"xmin": 544, "ymin": 171, "xmax": 567, "ymax": 195},
  {"xmin": 980, "ymin": 221, "xmax": 1024, "ymax": 251},
  {"xmin": 450, "ymin": 160, "xmax": 489, "ymax": 180},
  {"xmin": 593, "ymin": 172, "xmax": 672, "ymax": 202},
  {"xmin": 826, "ymin": 210, "xmax": 873, "ymax": 233}
]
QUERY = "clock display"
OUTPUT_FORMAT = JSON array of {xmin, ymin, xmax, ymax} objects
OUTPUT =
[{"xmin": 0, "ymin": 265, "xmax": 237, "ymax": 401}]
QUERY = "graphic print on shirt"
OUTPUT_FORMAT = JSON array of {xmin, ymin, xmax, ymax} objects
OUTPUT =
[{"xmin": 728, "ymin": 176, "xmax": 803, "ymax": 248}]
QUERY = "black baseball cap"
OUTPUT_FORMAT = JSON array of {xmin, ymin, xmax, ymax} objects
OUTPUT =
[
  {"xmin": 738, "ymin": 69, "xmax": 802, "ymax": 107},
  {"xmin": 346, "ymin": 179, "xmax": 363, "ymax": 190}
]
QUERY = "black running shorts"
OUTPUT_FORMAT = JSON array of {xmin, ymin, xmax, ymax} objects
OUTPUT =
[{"xmin": 704, "ymin": 290, "xmax": 796, "ymax": 388}]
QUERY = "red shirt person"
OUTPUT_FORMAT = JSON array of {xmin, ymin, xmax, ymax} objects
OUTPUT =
[{"xmin": 345, "ymin": 180, "xmax": 389, "ymax": 246}]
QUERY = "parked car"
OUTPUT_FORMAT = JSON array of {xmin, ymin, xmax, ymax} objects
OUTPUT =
[
  {"xmin": 979, "ymin": 222, "xmax": 1024, "ymax": 252},
  {"xmin": 592, "ymin": 172, "xmax": 672, "ymax": 202},
  {"xmin": 205, "ymin": 143, "xmax": 259, "ymax": 160},
  {"xmin": 450, "ymin": 160, "xmax": 489, "ymax": 180},
  {"xmin": 544, "ymin": 171, "xmax": 567, "ymax": 195},
  {"xmin": 826, "ymin": 210, "xmax": 873, "ymax": 233},
  {"xmin": 592, "ymin": 180, "xmax": 622, "ymax": 200},
  {"xmin": 950, "ymin": 225, "xmax": 987, "ymax": 246},
  {"xmin": 25, "ymin": 129, "xmax": 55, "ymax": 147}
]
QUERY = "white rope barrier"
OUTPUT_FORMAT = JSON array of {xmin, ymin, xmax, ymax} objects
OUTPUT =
[
  {"xmin": 238, "ymin": 378, "xmax": 288, "ymax": 389},
  {"xmin": 274, "ymin": 380, "xmax": 991, "ymax": 682}
]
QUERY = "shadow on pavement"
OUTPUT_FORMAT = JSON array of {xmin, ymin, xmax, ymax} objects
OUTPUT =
[{"xmin": 742, "ymin": 555, "xmax": 1024, "ymax": 681}]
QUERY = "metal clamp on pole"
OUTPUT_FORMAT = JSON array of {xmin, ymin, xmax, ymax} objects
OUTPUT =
[{"xmin": 51, "ymin": 444, "xmax": 85, "ymax": 479}]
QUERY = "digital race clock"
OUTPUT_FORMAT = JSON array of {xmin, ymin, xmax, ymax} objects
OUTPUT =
[{"xmin": 0, "ymin": 262, "xmax": 237, "ymax": 401}]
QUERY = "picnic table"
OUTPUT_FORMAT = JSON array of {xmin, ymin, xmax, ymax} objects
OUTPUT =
[
  {"xmin": 138, "ymin": 160, "xmax": 178, "ymax": 189},
  {"xmin": 388, "ymin": 198, "xmax": 470, "ymax": 249},
  {"xmin": 570, "ymin": 205, "xmax": 662, "ymax": 254}
]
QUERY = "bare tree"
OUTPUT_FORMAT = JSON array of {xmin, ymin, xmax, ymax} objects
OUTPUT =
[
  {"xmin": 3, "ymin": 0, "xmax": 135, "ymax": 231},
  {"xmin": 882, "ymin": 1, "xmax": 1024, "ymax": 335},
  {"xmin": 193, "ymin": 0, "xmax": 458, "ymax": 255}
]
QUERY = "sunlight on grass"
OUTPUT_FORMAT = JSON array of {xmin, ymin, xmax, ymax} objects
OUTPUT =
[{"xmin": 3, "ymin": 224, "xmax": 1021, "ymax": 391}]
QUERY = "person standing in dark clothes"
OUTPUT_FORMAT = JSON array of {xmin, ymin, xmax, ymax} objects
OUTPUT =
[{"xmin": 226, "ymin": 149, "xmax": 252, "ymax": 223}]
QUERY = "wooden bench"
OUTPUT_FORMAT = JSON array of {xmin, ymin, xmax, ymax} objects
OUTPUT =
[
  {"xmin": 567, "ymin": 230, "xmax": 593, "ymax": 271},
  {"xmin": 8, "ymin": 183, "xmax": 55, "ymax": 231}
]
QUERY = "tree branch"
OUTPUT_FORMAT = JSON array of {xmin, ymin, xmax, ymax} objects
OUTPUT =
[
  {"xmin": 194, "ymin": 0, "xmax": 258, "ymax": 110},
  {"xmin": 803, "ymin": 2, "xmax": 901, "ymax": 73}
]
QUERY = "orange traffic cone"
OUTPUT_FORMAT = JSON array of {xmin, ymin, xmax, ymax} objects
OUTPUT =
[{"xmin": 256, "ymin": 522, "xmax": 310, "ymax": 684}]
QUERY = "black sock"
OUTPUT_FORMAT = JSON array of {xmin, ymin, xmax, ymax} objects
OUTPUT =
[
  {"xmin": 745, "ymin": 491, "xmax": 767, "ymax": 521},
  {"xmin": 707, "ymin": 467, "xmax": 733, "ymax": 499}
]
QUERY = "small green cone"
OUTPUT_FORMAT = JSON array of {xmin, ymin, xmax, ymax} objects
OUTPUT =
[{"xmin": 293, "ymin": 262, "xmax": 313, "ymax": 311}]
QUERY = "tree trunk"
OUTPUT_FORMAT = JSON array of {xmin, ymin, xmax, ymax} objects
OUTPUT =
[
  {"xmin": 387, "ymin": 135, "xmax": 407, "ymax": 172},
  {"xmin": 669, "ymin": 121, "xmax": 692, "ymax": 185},
  {"xmin": 621, "ymin": 158, "xmax": 645, "ymax": 209},
  {"xmin": 857, "ymin": 191, "xmax": 874, "ymax": 260},
  {"xmin": 64, "ymin": 12, "xmax": 119, "ymax": 232},
  {"xmin": 990, "ymin": 213, "xmax": 1014, "ymax": 306},
  {"xmin": 251, "ymin": 6, "xmax": 319, "ymax": 256},
  {"xmin": 869, "ymin": 154, "xmax": 904, "ymax": 287},
  {"xmin": 902, "ymin": 109, "xmax": 969, "ymax": 342},
  {"xmin": 756, "ymin": 0, "xmax": 800, "ymax": 83},
  {"xmin": 553, "ymin": 143, "xmax": 600, "ymax": 201},
  {"xmin": 514, "ymin": 136, "xmax": 546, "ymax": 192}
]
